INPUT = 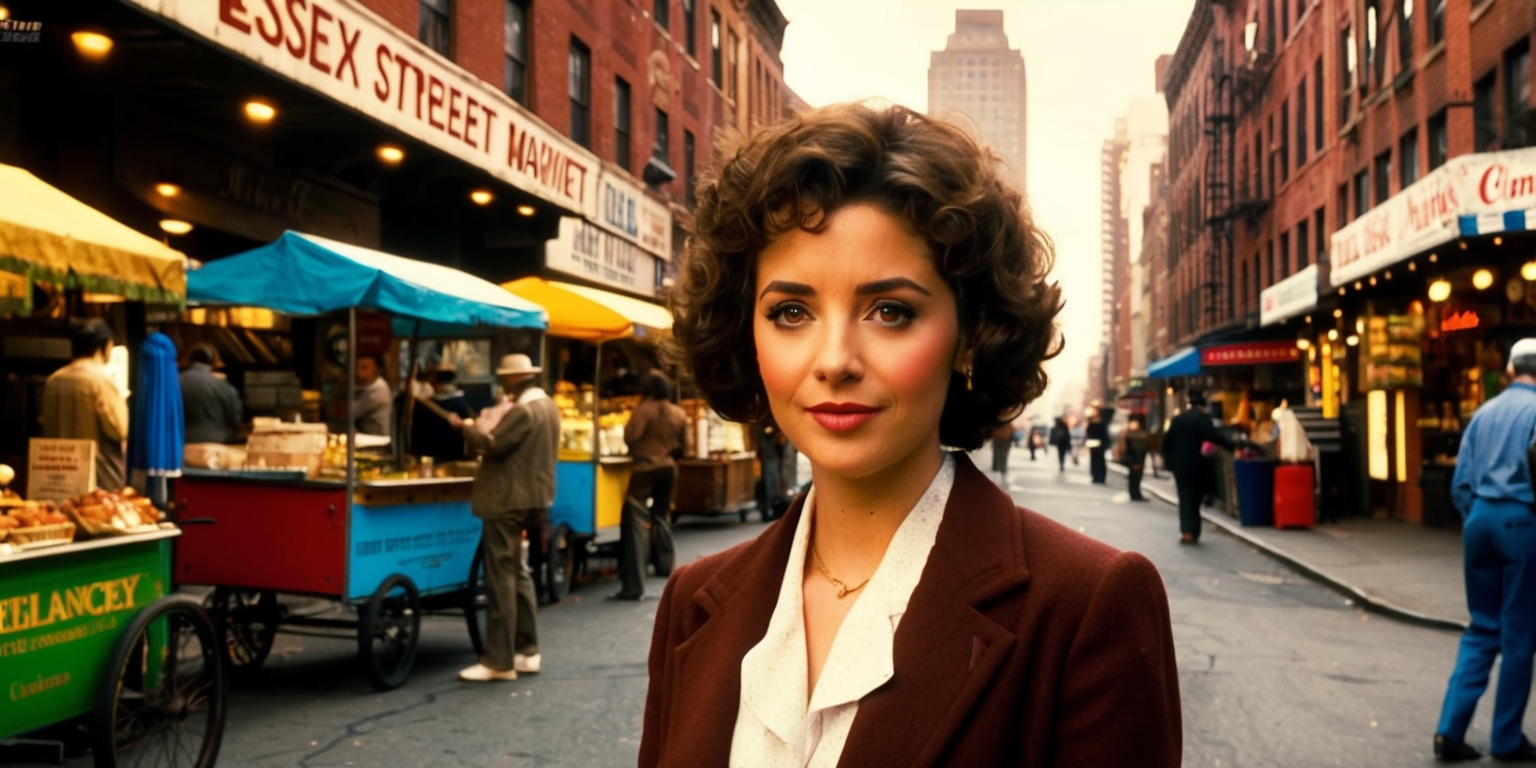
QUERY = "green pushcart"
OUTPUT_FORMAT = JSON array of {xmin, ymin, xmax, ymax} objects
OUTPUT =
[{"xmin": 0, "ymin": 528, "xmax": 226, "ymax": 767}]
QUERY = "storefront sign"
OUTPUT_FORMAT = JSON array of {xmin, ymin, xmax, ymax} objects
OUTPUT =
[
  {"xmin": 1331, "ymin": 147, "xmax": 1536, "ymax": 287},
  {"xmin": 130, "ymin": 0, "xmax": 600, "ymax": 219},
  {"xmin": 1440, "ymin": 309, "xmax": 1481, "ymax": 332},
  {"xmin": 1199, "ymin": 341, "xmax": 1302, "ymax": 367},
  {"xmin": 1260, "ymin": 264, "xmax": 1319, "ymax": 326},
  {"xmin": 545, "ymin": 218, "xmax": 658, "ymax": 297},
  {"xmin": 598, "ymin": 171, "xmax": 673, "ymax": 260},
  {"xmin": 0, "ymin": 540, "xmax": 166, "ymax": 736},
  {"xmin": 26, "ymin": 439, "xmax": 95, "ymax": 502}
]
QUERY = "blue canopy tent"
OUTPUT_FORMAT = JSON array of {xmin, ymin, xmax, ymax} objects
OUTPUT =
[
  {"xmin": 130, "ymin": 332, "xmax": 183, "ymax": 509},
  {"xmin": 1146, "ymin": 346, "xmax": 1201, "ymax": 379},
  {"xmin": 188, "ymin": 231, "xmax": 549, "ymax": 481}
]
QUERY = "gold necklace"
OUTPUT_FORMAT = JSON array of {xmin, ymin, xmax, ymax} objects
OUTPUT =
[{"xmin": 810, "ymin": 542, "xmax": 870, "ymax": 598}]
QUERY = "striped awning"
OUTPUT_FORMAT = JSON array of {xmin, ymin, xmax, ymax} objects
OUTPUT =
[{"xmin": 1459, "ymin": 210, "xmax": 1536, "ymax": 236}]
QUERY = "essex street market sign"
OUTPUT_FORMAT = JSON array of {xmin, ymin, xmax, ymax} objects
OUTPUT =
[
  {"xmin": 130, "ymin": 0, "xmax": 600, "ymax": 219},
  {"xmin": 1260, "ymin": 263, "xmax": 1319, "ymax": 326},
  {"xmin": 1330, "ymin": 147, "xmax": 1536, "ymax": 287},
  {"xmin": 599, "ymin": 171, "xmax": 673, "ymax": 259}
]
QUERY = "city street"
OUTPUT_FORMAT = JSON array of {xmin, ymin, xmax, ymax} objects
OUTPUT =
[{"xmin": 16, "ymin": 449, "xmax": 1473, "ymax": 768}]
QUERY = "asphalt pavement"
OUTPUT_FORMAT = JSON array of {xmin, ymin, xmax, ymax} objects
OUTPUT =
[{"xmin": 9, "ymin": 448, "xmax": 1488, "ymax": 767}]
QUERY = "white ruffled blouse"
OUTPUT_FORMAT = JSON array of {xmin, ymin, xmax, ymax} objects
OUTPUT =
[{"xmin": 728, "ymin": 453, "xmax": 956, "ymax": 768}]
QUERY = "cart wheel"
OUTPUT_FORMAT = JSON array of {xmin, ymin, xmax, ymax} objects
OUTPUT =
[
  {"xmin": 465, "ymin": 543, "xmax": 489, "ymax": 657},
  {"xmin": 93, "ymin": 594, "xmax": 227, "ymax": 768},
  {"xmin": 544, "ymin": 524, "xmax": 575, "ymax": 604},
  {"xmin": 209, "ymin": 588, "xmax": 279, "ymax": 675},
  {"xmin": 357, "ymin": 574, "xmax": 421, "ymax": 692}
]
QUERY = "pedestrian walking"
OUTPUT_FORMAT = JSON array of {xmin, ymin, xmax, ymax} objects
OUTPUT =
[
  {"xmin": 43, "ymin": 318, "xmax": 129, "ymax": 491},
  {"xmin": 1069, "ymin": 418, "xmax": 1085, "ymax": 466},
  {"xmin": 1158, "ymin": 393, "xmax": 1239, "ymax": 544},
  {"xmin": 1027, "ymin": 423, "xmax": 1045, "ymax": 461},
  {"xmin": 1086, "ymin": 407, "xmax": 1109, "ymax": 484},
  {"xmin": 614, "ymin": 372, "xmax": 688, "ymax": 600},
  {"xmin": 1433, "ymin": 339, "xmax": 1536, "ymax": 763},
  {"xmin": 1117, "ymin": 415, "xmax": 1151, "ymax": 501},
  {"xmin": 1049, "ymin": 417, "xmax": 1072, "ymax": 472},
  {"xmin": 449, "ymin": 354, "xmax": 560, "ymax": 682},
  {"xmin": 645, "ymin": 102, "xmax": 1180, "ymax": 767},
  {"xmin": 990, "ymin": 422, "xmax": 1013, "ymax": 479}
]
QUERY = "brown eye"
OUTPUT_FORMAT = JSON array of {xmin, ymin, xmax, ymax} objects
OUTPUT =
[{"xmin": 869, "ymin": 300, "xmax": 916, "ymax": 327}]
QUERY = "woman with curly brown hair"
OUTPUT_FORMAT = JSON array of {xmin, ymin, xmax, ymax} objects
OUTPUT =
[{"xmin": 640, "ymin": 102, "xmax": 1181, "ymax": 768}]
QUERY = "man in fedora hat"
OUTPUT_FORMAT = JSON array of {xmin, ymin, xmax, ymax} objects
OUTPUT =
[{"xmin": 449, "ymin": 353, "xmax": 560, "ymax": 682}]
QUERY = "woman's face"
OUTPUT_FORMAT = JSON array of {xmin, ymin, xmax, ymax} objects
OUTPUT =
[{"xmin": 754, "ymin": 203, "xmax": 963, "ymax": 481}]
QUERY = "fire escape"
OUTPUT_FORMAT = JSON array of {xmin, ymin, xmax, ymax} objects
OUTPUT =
[{"xmin": 1202, "ymin": 35, "xmax": 1236, "ymax": 329}]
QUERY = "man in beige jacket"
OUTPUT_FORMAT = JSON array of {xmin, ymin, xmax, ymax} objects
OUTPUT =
[{"xmin": 450, "ymin": 354, "xmax": 560, "ymax": 682}]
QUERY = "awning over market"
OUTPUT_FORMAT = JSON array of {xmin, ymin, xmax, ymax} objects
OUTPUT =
[
  {"xmin": 1146, "ymin": 346, "xmax": 1201, "ymax": 378},
  {"xmin": 502, "ymin": 277, "xmax": 671, "ymax": 341},
  {"xmin": 0, "ymin": 163, "xmax": 186, "ymax": 310},
  {"xmin": 188, "ymin": 231, "xmax": 547, "ymax": 334}
]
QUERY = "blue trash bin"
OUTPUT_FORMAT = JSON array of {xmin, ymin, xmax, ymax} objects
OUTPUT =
[{"xmin": 1234, "ymin": 458, "xmax": 1276, "ymax": 527}]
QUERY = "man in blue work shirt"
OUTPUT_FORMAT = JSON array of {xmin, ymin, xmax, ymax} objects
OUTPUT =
[{"xmin": 1435, "ymin": 338, "xmax": 1536, "ymax": 763}]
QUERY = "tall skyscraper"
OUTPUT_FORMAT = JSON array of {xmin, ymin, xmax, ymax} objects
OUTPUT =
[{"xmin": 927, "ymin": 10, "xmax": 1028, "ymax": 193}]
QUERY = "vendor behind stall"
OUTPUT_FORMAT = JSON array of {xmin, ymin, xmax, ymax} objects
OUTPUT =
[
  {"xmin": 411, "ymin": 364, "xmax": 474, "ymax": 460},
  {"xmin": 180, "ymin": 343, "xmax": 242, "ymax": 444},
  {"xmin": 43, "ymin": 318, "xmax": 128, "ymax": 490},
  {"xmin": 353, "ymin": 354, "xmax": 392, "ymax": 437}
]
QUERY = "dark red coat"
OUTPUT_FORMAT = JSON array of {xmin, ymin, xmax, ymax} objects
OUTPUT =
[{"xmin": 640, "ymin": 454, "xmax": 1181, "ymax": 767}]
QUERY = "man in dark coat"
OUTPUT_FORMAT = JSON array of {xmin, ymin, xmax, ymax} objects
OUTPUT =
[
  {"xmin": 1086, "ymin": 407, "xmax": 1110, "ymax": 484},
  {"xmin": 1159, "ymin": 393, "xmax": 1239, "ymax": 544}
]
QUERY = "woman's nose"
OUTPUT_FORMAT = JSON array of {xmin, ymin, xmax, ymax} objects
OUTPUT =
[{"xmin": 813, "ymin": 321, "xmax": 865, "ymax": 384}]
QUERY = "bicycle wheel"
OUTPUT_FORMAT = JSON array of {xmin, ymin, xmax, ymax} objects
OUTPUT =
[
  {"xmin": 208, "ymin": 588, "xmax": 280, "ymax": 674},
  {"xmin": 93, "ymin": 595, "xmax": 227, "ymax": 768},
  {"xmin": 357, "ymin": 574, "xmax": 420, "ymax": 691},
  {"xmin": 464, "ymin": 542, "xmax": 488, "ymax": 657}
]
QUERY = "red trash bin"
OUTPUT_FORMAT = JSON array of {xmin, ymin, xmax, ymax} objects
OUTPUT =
[{"xmin": 1273, "ymin": 463, "xmax": 1315, "ymax": 529}]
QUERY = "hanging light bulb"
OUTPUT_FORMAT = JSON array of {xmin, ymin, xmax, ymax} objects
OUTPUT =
[
  {"xmin": 1473, "ymin": 268, "xmax": 1495, "ymax": 290},
  {"xmin": 1522, "ymin": 261, "xmax": 1536, "ymax": 281},
  {"xmin": 1328, "ymin": 328, "xmax": 1339, "ymax": 341},
  {"xmin": 1428, "ymin": 279, "xmax": 1452, "ymax": 302}
]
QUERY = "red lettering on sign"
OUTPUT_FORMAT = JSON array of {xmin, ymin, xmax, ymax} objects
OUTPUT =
[
  {"xmin": 427, "ymin": 75, "xmax": 445, "ymax": 130},
  {"xmin": 256, "ymin": 0, "xmax": 284, "ymax": 45},
  {"xmin": 284, "ymin": 0, "xmax": 307, "ymax": 59},
  {"xmin": 447, "ymin": 85, "xmax": 463, "ymax": 140},
  {"xmin": 373, "ymin": 43, "xmax": 392, "ymax": 102},
  {"xmin": 1441, "ymin": 310, "xmax": 1480, "ymax": 332},
  {"xmin": 219, "ymin": 0, "xmax": 253, "ymax": 33},
  {"xmin": 308, "ymin": 3, "xmax": 332, "ymax": 75},
  {"xmin": 464, "ymin": 95, "xmax": 480, "ymax": 149},
  {"xmin": 335, "ymin": 18, "xmax": 360, "ymax": 87}
]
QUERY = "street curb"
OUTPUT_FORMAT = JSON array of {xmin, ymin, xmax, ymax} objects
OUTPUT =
[{"xmin": 1105, "ymin": 464, "xmax": 1467, "ymax": 633}]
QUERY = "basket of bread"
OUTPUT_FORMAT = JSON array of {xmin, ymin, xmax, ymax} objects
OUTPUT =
[
  {"xmin": 60, "ymin": 487, "xmax": 163, "ymax": 538},
  {"xmin": 0, "ymin": 500, "xmax": 76, "ymax": 548}
]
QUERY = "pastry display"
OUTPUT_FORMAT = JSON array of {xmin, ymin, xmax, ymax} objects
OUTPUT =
[
  {"xmin": 60, "ymin": 487, "xmax": 162, "ymax": 534},
  {"xmin": 2, "ymin": 501, "xmax": 68, "ymax": 529}
]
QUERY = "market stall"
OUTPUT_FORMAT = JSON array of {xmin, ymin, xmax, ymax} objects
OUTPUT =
[
  {"xmin": 174, "ymin": 231, "xmax": 546, "ymax": 690},
  {"xmin": 0, "ymin": 164, "xmax": 224, "ymax": 766},
  {"xmin": 501, "ymin": 277, "xmax": 672, "ymax": 600}
]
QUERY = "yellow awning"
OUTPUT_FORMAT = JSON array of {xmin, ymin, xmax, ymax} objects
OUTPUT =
[
  {"xmin": 0, "ymin": 163, "xmax": 187, "ymax": 309},
  {"xmin": 502, "ymin": 277, "xmax": 671, "ymax": 341}
]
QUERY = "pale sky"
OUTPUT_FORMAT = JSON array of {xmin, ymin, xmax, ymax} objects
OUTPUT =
[{"xmin": 773, "ymin": 0, "xmax": 1195, "ymax": 416}]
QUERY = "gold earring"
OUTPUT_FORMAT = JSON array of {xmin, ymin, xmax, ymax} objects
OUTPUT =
[{"xmin": 965, "ymin": 366, "xmax": 973, "ymax": 391}]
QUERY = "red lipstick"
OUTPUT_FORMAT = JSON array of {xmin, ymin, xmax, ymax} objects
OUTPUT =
[{"xmin": 806, "ymin": 402, "xmax": 880, "ymax": 432}]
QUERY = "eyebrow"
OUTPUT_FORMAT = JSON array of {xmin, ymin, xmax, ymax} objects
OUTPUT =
[{"xmin": 757, "ymin": 277, "xmax": 933, "ymax": 301}]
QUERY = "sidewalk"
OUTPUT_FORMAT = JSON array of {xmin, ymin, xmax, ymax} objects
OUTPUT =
[{"xmin": 1110, "ymin": 464, "xmax": 1470, "ymax": 632}]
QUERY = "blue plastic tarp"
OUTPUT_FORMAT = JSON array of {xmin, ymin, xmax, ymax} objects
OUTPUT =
[
  {"xmin": 188, "ymin": 231, "xmax": 547, "ymax": 333},
  {"xmin": 1146, "ymin": 346, "xmax": 1201, "ymax": 378}
]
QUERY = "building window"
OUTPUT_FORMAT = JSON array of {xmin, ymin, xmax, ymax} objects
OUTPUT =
[
  {"xmin": 1241, "ymin": 260, "xmax": 1249, "ymax": 315},
  {"xmin": 1339, "ymin": 183, "xmax": 1351, "ymax": 224},
  {"xmin": 1373, "ymin": 150, "xmax": 1391, "ymax": 204},
  {"xmin": 419, "ymin": 0, "xmax": 451, "ymax": 58},
  {"xmin": 1399, "ymin": 129, "xmax": 1418, "ymax": 187},
  {"xmin": 1266, "ymin": 241, "xmax": 1275, "ymax": 287},
  {"xmin": 569, "ymin": 39, "xmax": 591, "ymax": 148},
  {"xmin": 1279, "ymin": 231, "xmax": 1291, "ymax": 278},
  {"xmin": 1505, "ymin": 41, "xmax": 1531, "ymax": 148},
  {"xmin": 726, "ymin": 28, "xmax": 739, "ymax": 100},
  {"xmin": 1279, "ymin": 101, "xmax": 1290, "ymax": 184},
  {"xmin": 615, "ymin": 77, "xmax": 632, "ymax": 171},
  {"xmin": 1353, "ymin": 169, "xmax": 1369, "ymax": 218},
  {"xmin": 684, "ymin": 129, "xmax": 696, "ymax": 204},
  {"xmin": 1254, "ymin": 130, "xmax": 1263, "ymax": 200},
  {"xmin": 1340, "ymin": 25, "xmax": 1356, "ymax": 126},
  {"xmin": 653, "ymin": 0, "xmax": 668, "ymax": 31},
  {"xmin": 1296, "ymin": 82, "xmax": 1307, "ymax": 167},
  {"xmin": 653, "ymin": 108, "xmax": 669, "ymax": 164},
  {"xmin": 1280, "ymin": 0, "xmax": 1289, "ymax": 42},
  {"xmin": 1268, "ymin": 115, "xmax": 1277, "ymax": 196},
  {"xmin": 1429, "ymin": 0, "xmax": 1445, "ymax": 47},
  {"xmin": 1314, "ymin": 57, "xmax": 1324, "ymax": 152},
  {"xmin": 1366, "ymin": 0, "xmax": 1382, "ymax": 88},
  {"xmin": 1314, "ymin": 207, "xmax": 1327, "ymax": 263},
  {"xmin": 503, "ymin": 1, "xmax": 527, "ymax": 104},
  {"xmin": 710, "ymin": 10, "xmax": 722, "ymax": 85},
  {"xmin": 1265, "ymin": 0, "xmax": 1276, "ymax": 53},
  {"xmin": 683, "ymin": 0, "xmax": 696, "ymax": 57},
  {"xmin": 1475, "ymin": 72, "xmax": 1498, "ymax": 151},
  {"xmin": 1428, "ymin": 110, "xmax": 1448, "ymax": 169},
  {"xmin": 1298, "ymin": 220, "xmax": 1310, "ymax": 270},
  {"xmin": 1398, "ymin": 0, "xmax": 1413, "ymax": 73}
]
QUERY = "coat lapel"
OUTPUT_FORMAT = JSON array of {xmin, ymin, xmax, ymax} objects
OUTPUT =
[
  {"xmin": 662, "ymin": 493, "xmax": 806, "ymax": 766},
  {"xmin": 840, "ymin": 454, "xmax": 1032, "ymax": 767}
]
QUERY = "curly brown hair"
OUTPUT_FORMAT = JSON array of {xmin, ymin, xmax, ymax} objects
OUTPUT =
[{"xmin": 669, "ymin": 102, "xmax": 1063, "ymax": 450}]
